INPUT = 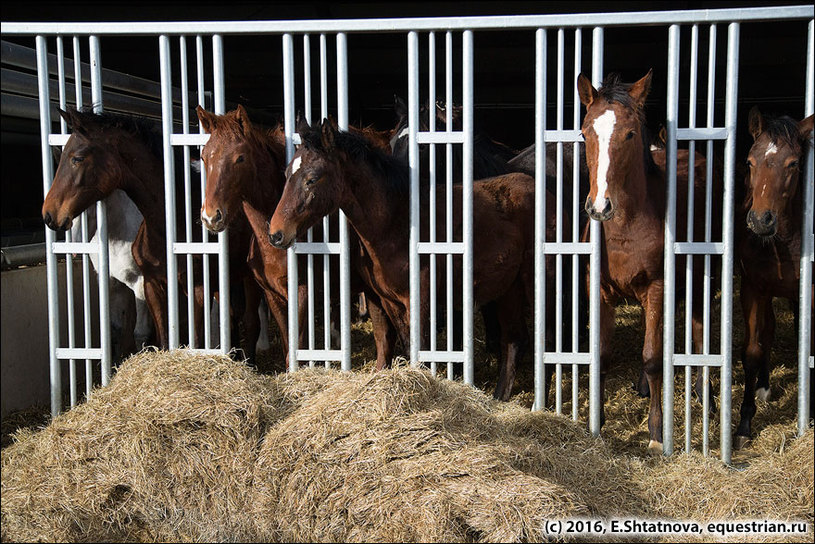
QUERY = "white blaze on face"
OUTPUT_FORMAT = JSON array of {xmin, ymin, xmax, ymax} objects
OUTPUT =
[
  {"xmin": 290, "ymin": 156, "xmax": 302, "ymax": 176},
  {"xmin": 591, "ymin": 109, "xmax": 617, "ymax": 213},
  {"xmin": 764, "ymin": 142, "xmax": 777, "ymax": 158}
]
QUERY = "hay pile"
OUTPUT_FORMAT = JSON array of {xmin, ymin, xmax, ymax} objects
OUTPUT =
[{"xmin": 2, "ymin": 351, "xmax": 813, "ymax": 542}]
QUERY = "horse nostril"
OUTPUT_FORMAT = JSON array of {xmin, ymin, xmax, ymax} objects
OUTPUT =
[
  {"xmin": 214, "ymin": 209, "xmax": 223, "ymax": 224},
  {"xmin": 43, "ymin": 212, "xmax": 52, "ymax": 227},
  {"xmin": 59, "ymin": 218, "xmax": 72, "ymax": 231},
  {"xmin": 602, "ymin": 200, "xmax": 613, "ymax": 217},
  {"xmin": 761, "ymin": 211, "xmax": 775, "ymax": 227},
  {"xmin": 269, "ymin": 230, "xmax": 284, "ymax": 248}
]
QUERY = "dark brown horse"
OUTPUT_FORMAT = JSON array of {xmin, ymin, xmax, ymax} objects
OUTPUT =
[
  {"xmin": 577, "ymin": 71, "xmax": 718, "ymax": 453},
  {"xmin": 42, "ymin": 108, "xmax": 261, "ymax": 359},
  {"xmin": 735, "ymin": 107, "xmax": 814, "ymax": 449},
  {"xmin": 196, "ymin": 105, "xmax": 397, "ymax": 370},
  {"xmin": 268, "ymin": 119, "xmax": 560, "ymax": 400}
]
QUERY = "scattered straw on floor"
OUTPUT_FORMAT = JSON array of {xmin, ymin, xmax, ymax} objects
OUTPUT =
[{"xmin": 2, "ymin": 350, "xmax": 812, "ymax": 542}]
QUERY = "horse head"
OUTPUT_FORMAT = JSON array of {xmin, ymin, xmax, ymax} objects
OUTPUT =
[
  {"xmin": 745, "ymin": 106, "xmax": 814, "ymax": 238},
  {"xmin": 268, "ymin": 118, "xmax": 345, "ymax": 249},
  {"xmin": 42, "ymin": 108, "xmax": 124, "ymax": 231},
  {"xmin": 578, "ymin": 70, "xmax": 653, "ymax": 222}
]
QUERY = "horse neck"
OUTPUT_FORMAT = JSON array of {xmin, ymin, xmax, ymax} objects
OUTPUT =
[
  {"xmin": 115, "ymin": 139, "xmax": 166, "ymax": 232},
  {"xmin": 340, "ymin": 159, "xmax": 410, "ymax": 274},
  {"xmin": 609, "ymin": 155, "xmax": 663, "ymax": 227},
  {"xmin": 242, "ymin": 134, "xmax": 286, "ymax": 216}
]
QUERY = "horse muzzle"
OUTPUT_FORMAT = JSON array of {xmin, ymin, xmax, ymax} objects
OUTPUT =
[
  {"xmin": 268, "ymin": 229, "xmax": 293, "ymax": 250},
  {"xmin": 201, "ymin": 207, "xmax": 226, "ymax": 233},
  {"xmin": 746, "ymin": 209, "xmax": 777, "ymax": 237},
  {"xmin": 585, "ymin": 195, "xmax": 615, "ymax": 222},
  {"xmin": 42, "ymin": 211, "xmax": 72, "ymax": 232}
]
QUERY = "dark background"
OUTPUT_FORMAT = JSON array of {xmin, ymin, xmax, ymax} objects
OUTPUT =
[{"xmin": 2, "ymin": 1, "xmax": 811, "ymax": 246}]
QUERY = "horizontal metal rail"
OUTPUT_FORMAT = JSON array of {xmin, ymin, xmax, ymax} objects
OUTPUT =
[{"xmin": 3, "ymin": 5, "xmax": 811, "ymax": 35}]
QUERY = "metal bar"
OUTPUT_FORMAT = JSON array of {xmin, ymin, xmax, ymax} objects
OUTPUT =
[
  {"xmin": 283, "ymin": 33, "xmax": 299, "ymax": 371},
  {"xmin": 6, "ymin": 6, "xmax": 812, "ymax": 35},
  {"xmin": 408, "ymin": 30, "xmax": 421, "ymax": 367},
  {"xmin": 415, "ymin": 132, "xmax": 466, "ymax": 144},
  {"xmin": 663, "ymin": 23, "xmax": 680, "ymax": 457},
  {"xmin": 159, "ymin": 35, "xmax": 180, "ymax": 349},
  {"xmin": 462, "ymin": 30, "xmax": 474, "ymax": 385},
  {"xmin": 533, "ymin": 27, "xmax": 547, "ymax": 413},
  {"xmin": 297, "ymin": 348, "xmax": 344, "ymax": 360},
  {"xmin": 418, "ymin": 351, "xmax": 466, "ymax": 363},
  {"xmin": 51, "ymin": 241, "xmax": 99, "ymax": 253},
  {"xmin": 196, "ymin": 35, "xmax": 213, "ymax": 350},
  {"xmin": 572, "ymin": 27, "xmax": 582, "ymax": 422},
  {"xmin": 88, "ymin": 35, "xmax": 112, "ymax": 385},
  {"xmin": 417, "ymin": 242, "xmax": 465, "ymax": 253},
  {"xmin": 181, "ymin": 36, "xmax": 196, "ymax": 348},
  {"xmin": 676, "ymin": 127, "xmax": 728, "ymax": 140},
  {"xmin": 588, "ymin": 26, "xmax": 603, "ymax": 437},
  {"xmin": 799, "ymin": 18, "xmax": 814, "ymax": 437},
  {"xmin": 539, "ymin": 353, "xmax": 592, "ymax": 364},
  {"xmin": 429, "ymin": 31, "xmax": 438, "ymax": 376},
  {"xmin": 37, "ymin": 35, "xmax": 61, "ymax": 417},
  {"xmin": 555, "ymin": 27, "xmax": 565, "ymax": 415},
  {"xmin": 170, "ymin": 133, "xmax": 210, "ymax": 146},
  {"xmin": 674, "ymin": 242, "xmax": 724, "ymax": 254},
  {"xmin": 719, "ymin": 21, "xmax": 740, "ymax": 464},
  {"xmin": 337, "ymin": 32, "xmax": 351, "ymax": 372},
  {"xmin": 304, "ymin": 34, "xmax": 316, "ymax": 367},
  {"xmin": 673, "ymin": 354, "xmax": 725, "ymax": 366},
  {"xmin": 213, "ymin": 34, "xmax": 230, "ymax": 353},
  {"xmin": 445, "ymin": 31, "xmax": 454, "ymax": 381}
]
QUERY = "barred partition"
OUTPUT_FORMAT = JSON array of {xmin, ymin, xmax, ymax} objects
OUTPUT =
[{"xmin": 4, "ymin": 4, "xmax": 813, "ymax": 463}]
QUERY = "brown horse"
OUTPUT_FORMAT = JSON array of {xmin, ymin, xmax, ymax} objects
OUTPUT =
[
  {"xmin": 42, "ymin": 108, "xmax": 261, "ymax": 359},
  {"xmin": 578, "ymin": 71, "xmax": 718, "ymax": 453},
  {"xmin": 268, "ymin": 118, "xmax": 559, "ymax": 400},
  {"xmin": 196, "ymin": 105, "xmax": 397, "ymax": 369},
  {"xmin": 735, "ymin": 107, "xmax": 814, "ymax": 449}
]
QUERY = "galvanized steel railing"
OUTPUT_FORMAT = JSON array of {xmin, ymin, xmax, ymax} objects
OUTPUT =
[{"xmin": 4, "ymin": 4, "xmax": 813, "ymax": 464}]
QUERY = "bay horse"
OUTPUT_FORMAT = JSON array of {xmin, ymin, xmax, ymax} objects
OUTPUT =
[
  {"xmin": 42, "ymin": 107, "xmax": 262, "ymax": 361},
  {"xmin": 268, "ymin": 118, "xmax": 560, "ymax": 400},
  {"xmin": 578, "ymin": 70, "xmax": 718, "ymax": 453},
  {"xmin": 196, "ymin": 105, "xmax": 397, "ymax": 370},
  {"xmin": 735, "ymin": 107, "xmax": 814, "ymax": 449}
]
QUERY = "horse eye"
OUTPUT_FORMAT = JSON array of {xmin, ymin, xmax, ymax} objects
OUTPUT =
[
  {"xmin": 787, "ymin": 160, "xmax": 799, "ymax": 169},
  {"xmin": 71, "ymin": 156, "xmax": 84, "ymax": 165},
  {"xmin": 746, "ymin": 159, "xmax": 754, "ymax": 168},
  {"xmin": 626, "ymin": 131, "xmax": 635, "ymax": 140},
  {"xmin": 236, "ymin": 155, "xmax": 245, "ymax": 164},
  {"xmin": 305, "ymin": 177, "xmax": 317, "ymax": 186}
]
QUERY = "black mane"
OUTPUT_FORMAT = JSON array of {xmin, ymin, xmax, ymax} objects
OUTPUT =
[
  {"xmin": 69, "ymin": 107, "xmax": 163, "ymax": 158},
  {"xmin": 301, "ymin": 123, "xmax": 410, "ymax": 199},
  {"xmin": 762, "ymin": 114, "xmax": 810, "ymax": 152}
]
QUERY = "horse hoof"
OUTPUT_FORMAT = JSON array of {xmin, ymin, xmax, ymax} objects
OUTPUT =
[
  {"xmin": 734, "ymin": 435, "xmax": 751, "ymax": 450},
  {"xmin": 647, "ymin": 440, "xmax": 663, "ymax": 456},
  {"xmin": 756, "ymin": 386, "xmax": 771, "ymax": 403}
]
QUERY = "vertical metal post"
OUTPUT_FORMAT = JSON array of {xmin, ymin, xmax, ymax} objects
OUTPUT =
[
  {"xmin": 428, "ymin": 32, "xmax": 438, "ymax": 377},
  {"xmin": 408, "ymin": 31, "xmax": 421, "ymax": 366},
  {"xmin": 196, "ymin": 35, "xmax": 213, "ymax": 349},
  {"xmin": 533, "ymin": 27, "xmax": 548, "ymax": 412},
  {"xmin": 180, "ymin": 36, "xmax": 196, "ymax": 349},
  {"xmin": 462, "ymin": 30, "xmax": 474, "ymax": 385},
  {"xmin": 37, "ymin": 35, "xmax": 61, "ymax": 417},
  {"xmin": 555, "ymin": 27, "xmax": 565, "ymax": 415},
  {"xmin": 445, "ymin": 31, "xmax": 454, "ymax": 381},
  {"xmin": 337, "ymin": 32, "xmax": 352, "ymax": 372},
  {"xmin": 89, "ymin": 35, "xmax": 111, "ymax": 384},
  {"xmin": 283, "ymin": 33, "xmax": 299, "ymax": 372},
  {"xmin": 159, "ymin": 35, "xmax": 180, "ymax": 349},
  {"xmin": 304, "ymin": 34, "xmax": 316, "ymax": 367},
  {"xmin": 572, "ymin": 28, "xmax": 582, "ymax": 422},
  {"xmin": 799, "ymin": 18, "xmax": 814, "ymax": 437},
  {"xmin": 720, "ymin": 22, "xmax": 740, "ymax": 464},
  {"xmin": 588, "ymin": 27, "xmax": 604, "ymax": 437},
  {"xmin": 212, "ymin": 34, "xmax": 230, "ymax": 353},
  {"xmin": 663, "ymin": 24, "xmax": 680, "ymax": 456}
]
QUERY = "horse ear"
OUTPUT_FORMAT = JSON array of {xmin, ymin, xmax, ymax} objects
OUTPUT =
[
  {"xmin": 58, "ymin": 108, "xmax": 72, "ymax": 126},
  {"xmin": 394, "ymin": 95, "xmax": 407, "ymax": 118},
  {"xmin": 628, "ymin": 69, "xmax": 653, "ymax": 107},
  {"xmin": 798, "ymin": 113, "xmax": 814, "ymax": 140},
  {"xmin": 235, "ymin": 104, "xmax": 253, "ymax": 134},
  {"xmin": 196, "ymin": 105, "xmax": 216, "ymax": 133},
  {"xmin": 295, "ymin": 110, "xmax": 310, "ymax": 134},
  {"xmin": 748, "ymin": 106, "xmax": 764, "ymax": 141},
  {"xmin": 321, "ymin": 118, "xmax": 338, "ymax": 150},
  {"xmin": 577, "ymin": 73, "xmax": 597, "ymax": 107}
]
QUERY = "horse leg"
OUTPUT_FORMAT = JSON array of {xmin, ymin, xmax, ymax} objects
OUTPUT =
[
  {"xmin": 366, "ymin": 290, "xmax": 396, "ymax": 371},
  {"xmin": 108, "ymin": 277, "xmax": 137, "ymax": 363},
  {"xmin": 597, "ymin": 297, "xmax": 616, "ymax": 430},
  {"xmin": 642, "ymin": 282, "xmax": 665, "ymax": 455},
  {"xmin": 691, "ymin": 286, "xmax": 717, "ymax": 414},
  {"xmin": 492, "ymin": 282, "xmax": 529, "ymax": 401},
  {"xmin": 480, "ymin": 301, "xmax": 501, "ymax": 356},
  {"xmin": 143, "ymin": 273, "xmax": 169, "ymax": 349},
  {"xmin": 735, "ymin": 286, "xmax": 772, "ymax": 449},
  {"xmin": 239, "ymin": 278, "xmax": 262, "ymax": 367}
]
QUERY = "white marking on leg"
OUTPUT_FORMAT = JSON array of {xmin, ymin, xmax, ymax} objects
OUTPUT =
[
  {"xmin": 756, "ymin": 386, "xmax": 771, "ymax": 403},
  {"xmin": 764, "ymin": 142, "xmax": 777, "ymax": 157},
  {"xmin": 647, "ymin": 440, "xmax": 663, "ymax": 455},
  {"xmin": 592, "ymin": 110, "xmax": 616, "ymax": 213}
]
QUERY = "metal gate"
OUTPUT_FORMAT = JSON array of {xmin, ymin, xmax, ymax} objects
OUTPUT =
[{"xmin": 4, "ymin": 4, "xmax": 813, "ymax": 464}]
